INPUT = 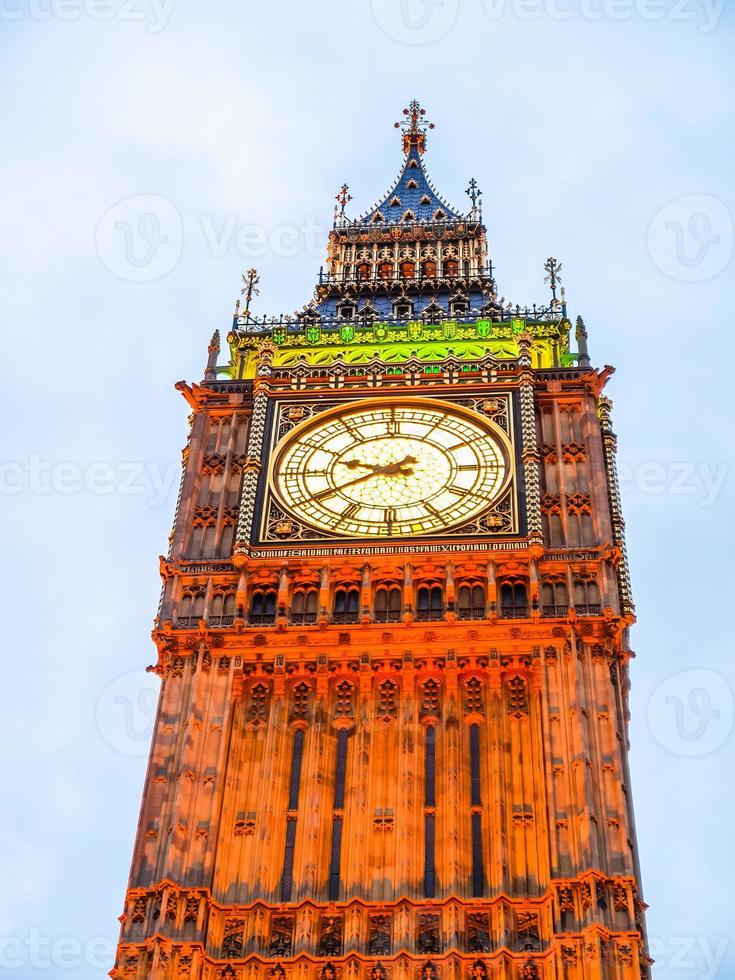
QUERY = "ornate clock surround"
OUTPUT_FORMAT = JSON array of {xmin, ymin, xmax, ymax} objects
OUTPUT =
[{"xmin": 252, "ymin": 390, "xmax": 525, "ymax": 549}]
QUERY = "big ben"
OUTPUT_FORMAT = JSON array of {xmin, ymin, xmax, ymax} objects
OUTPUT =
[{"xmin": 113, "ymin": 102, "xmax": 649, "ymax": 980}]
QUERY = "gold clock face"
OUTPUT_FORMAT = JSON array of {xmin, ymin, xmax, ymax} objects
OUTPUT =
[{"xmin": 271, "ymin": 399, "xmax": 510, "ymax": 538}]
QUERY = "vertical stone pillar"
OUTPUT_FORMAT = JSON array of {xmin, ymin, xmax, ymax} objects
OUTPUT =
[
  {"xmin": 234, "ymin": 342, "xmax": 275, "ymax": 560},
  {"xmin": 598, "ymin": 396, "xmax": 634, "ymax": 617},
  {"xmin": 518, "ymin": 333, "xmax": 544, "ymax": 549}
]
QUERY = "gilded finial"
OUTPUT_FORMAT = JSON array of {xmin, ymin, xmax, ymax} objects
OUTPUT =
[{"xmin": 394, "ymin": 99, "xmax": 434, "ymax": 155}]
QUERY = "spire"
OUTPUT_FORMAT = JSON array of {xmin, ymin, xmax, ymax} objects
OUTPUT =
[
  {"xmin": 204, "ymin": 329, "xmax": 220, "ymax": 381},
  {"xmin": 576, "ymin": 316, "xmax": 591, "ymax": 368},
  {"xmin": 394, "ymin": 99, "xmax": 434, "ymax": 156}
]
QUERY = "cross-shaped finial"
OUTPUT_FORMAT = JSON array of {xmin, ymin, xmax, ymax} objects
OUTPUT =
[
  {"xmin": 240, "ymin": 268, "xmax": 260, "ymax": 314},
  {"xmin": 334, "ymin": 183, "xmax": 352, "ymax": 226},
  {"xmin": 543, "ymin": 257, "xmax": 563, "ymax": 302},
  {"xmin": 394, "ymin": 99, "xmax": 435, "ymax": 155},
  {"xmin": 466, "ymin": 178, "xmax": 482, "ymax": 219}
]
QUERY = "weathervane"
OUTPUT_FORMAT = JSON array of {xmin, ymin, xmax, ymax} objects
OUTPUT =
[
  {"xmin": 543, "ymin": 256, "xmax": 563, "ymax": 305},
  {"xmin": 394, "ymin": 99, "xmax": 434, "ymax": 155},
  {"xmin": 240, "ymin": 268, "xmax": 260, "ymax": 318},
  {"xmin": 466, "ymin": 178, "xmax": 482, "ymax": 221},
  {"xmin": 334, "ymin": 183, "xmax": 352, "ymax": 227}
]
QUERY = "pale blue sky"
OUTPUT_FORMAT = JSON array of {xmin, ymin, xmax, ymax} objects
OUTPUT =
[{"xmin": 1, "ymin": 2, "xmax": 734, "ymax": 977}]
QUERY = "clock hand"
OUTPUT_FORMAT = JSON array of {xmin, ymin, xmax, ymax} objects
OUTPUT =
[
  {"xmin": 329, "ymin": 460, "xmax": 416, "ymax": 496},
  {"xmin": 343, "ymin": 453, "xmax": 419, "ymax": 474}
]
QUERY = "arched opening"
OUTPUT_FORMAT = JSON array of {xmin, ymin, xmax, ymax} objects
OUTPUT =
[
  {"xmin": 333, "ymin": 587, "xmax": 360, "ymax": 624},
  {"xmin": 291, "ymin": 587, "xmax": 318, "ymax": 625},
  {"xmin": 178, "ymin": 590, "xmax": 205, "ymax": 627},
  {"xmin": 417, "ymin": 585, "xmax": 444, "ymax": 621},
  {"xmin": 541, "ymin": 579, "xmax": 568, "ymax": 617},
  {"xmin": 209, "ymin": 591, "xmax": 236, "ymax": 627},
  {"xmin": 457, "ymin": 584, "xmax": 486, "ymax": 620},
  {"xmin": 499, "ymin": 581, "xmax": 528, "ymax": 619},
  {"xmin": 249, "ymin": 588, "xmax": 277, "ymax": 626},
  {"xmin": 574, "ymin": 577, "xmax": 601, "ymax": 615},
  {"xmin": 375, "ymin": 585, "xmax": 402, "ymax": 623}
]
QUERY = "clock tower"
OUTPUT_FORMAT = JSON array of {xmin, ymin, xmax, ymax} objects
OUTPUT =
[{"xmin": 113, "ymin": 102, "xmax": 650, "ymax": 980}]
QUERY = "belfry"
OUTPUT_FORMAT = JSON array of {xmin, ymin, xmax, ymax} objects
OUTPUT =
[{"xmin": 113, "ymin": 102, "xmax": 650, "ymax": 980}]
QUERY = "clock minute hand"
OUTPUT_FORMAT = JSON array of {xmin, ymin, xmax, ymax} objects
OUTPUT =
[{"xmin": 328, "ymin": 461, "xmax": 413, "ymax": 498}]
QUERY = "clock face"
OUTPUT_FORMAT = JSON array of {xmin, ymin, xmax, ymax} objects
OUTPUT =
[{"xmin": 271, "ymin": 399, "xmax": 510, "ymax": 538}]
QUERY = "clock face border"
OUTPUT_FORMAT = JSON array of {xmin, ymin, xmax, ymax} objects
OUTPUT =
[{"xmin": 253, "ymin": 392, "xmax": 524, "ymax": 547}]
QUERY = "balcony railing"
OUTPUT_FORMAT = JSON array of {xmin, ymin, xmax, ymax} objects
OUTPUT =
[
  {"xmin": 290, "ymin": 612, "xmax": 317, "ymax": 625},
  {"xmin": 176, "ymin": 616, "xmax": 201, "ymax": 628},
  {"xmin": 319, "ymin": 269, "xmax": 495, "ymax": 288},
  {"xmin": 248, "ymin": 613, "xmax": 276, "ymax": 626},
  {"xmin": 208, "ymin": 615, "xmax": 235, "ymax": 627},
  {"xmin": 541, "ymin": 604, "xmax": 568, "ymax": 618},
  {"xmin": 374, "ymin": 609, "xmax": 402, "ymax": 623},
  {"xmin": 500, "ymin": 605, "xmax": 529, "ymax": 619},
  {"xmin": 457, "ymin": 607, "xmax": 487, "ymax": 620},
  {"xmin": 416, "ymin": 609, "xmax": 444, "ymax": 622},
  {"xmin": 332, "ymin": 611, "xmax": 359, "ymax": 624},
  {"xmin": 232, "ymin": 298, "xmax": 567, "ymax": 336},
  {"xmin": 575, "ymin": 604, "xmax": 601, "ymax": 616}
]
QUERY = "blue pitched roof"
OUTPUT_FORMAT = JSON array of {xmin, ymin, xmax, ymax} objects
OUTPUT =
[{"xmin": 357, "ymin": 146, "xmax": 465, "ymax": 225}]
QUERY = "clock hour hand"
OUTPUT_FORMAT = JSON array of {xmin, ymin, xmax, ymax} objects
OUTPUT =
[{"xmin": 343, "ymin": 454, "xmax": 418, "ymax": 475}]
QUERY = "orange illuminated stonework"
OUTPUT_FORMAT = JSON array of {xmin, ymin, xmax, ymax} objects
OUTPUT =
[{"xmin": 112, "ymin": 104, "xmax": 649, "ymax": 980}]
